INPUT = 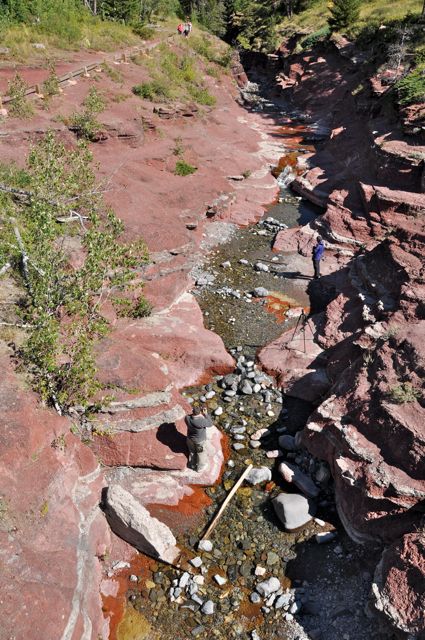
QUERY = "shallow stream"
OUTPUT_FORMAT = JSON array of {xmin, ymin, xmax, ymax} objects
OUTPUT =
[{"xmin": 108, "ymin": 110, "xmax": 384, "ymax": 640}]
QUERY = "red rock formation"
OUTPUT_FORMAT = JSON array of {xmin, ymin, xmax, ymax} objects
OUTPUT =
[{"xmin": 372, "ymin": 533, "xmax": 425, "ymax": 638}]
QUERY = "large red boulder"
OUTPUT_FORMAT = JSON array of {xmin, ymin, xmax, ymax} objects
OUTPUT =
[{"xmin": 373, "ymin": 533, "xmax": 425, "ymax": 639}]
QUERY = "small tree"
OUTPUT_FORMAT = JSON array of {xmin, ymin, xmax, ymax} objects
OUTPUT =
[{"xmin": 328, "ymin": 0, "xmax": 361, "ymax": 32}]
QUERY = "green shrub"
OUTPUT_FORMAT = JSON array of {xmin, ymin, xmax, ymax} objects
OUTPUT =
[
  {"xmin": 396, "ymin": 64, "xmax": 425, "ymax": 105},
  {"xmin": 387, "ymin": 382, "xmax": 421, "ymax": 404},
  {"xmin": 188, "ymin": 86, "xmax": 216, "ymax": 106},
  {"xmin": 42, "ymin": 63, "xmax": 60, "ymax": 98},
  {"xmin": 69, "ymin": 87, "xmax": 106, "ymax": 140},
  {"xmin": 175, "ymin": 160, "xmax": 197, "ymax": 176},
  {"xmin": 301, "ymin": 26, "xmax": 331, "ymax": 49},
  {"xmin": 132, "ymin": 80, "xmax": 171, "ymax": 101},
  {"xmin": 132, "ymin": 23, "xmax": 156, "ymax": 39},
  {"xmin": 7, "ymin": 73, "xmax": 33, "ymax": 118}
]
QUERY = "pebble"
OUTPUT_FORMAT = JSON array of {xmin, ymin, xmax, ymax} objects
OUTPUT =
[
  {"xmin": 240, "ymin": 380, "xmax": 253, "ymax": 395},
  {"xmin": 224, "ymin": 389, "xmax": 237, "ymax": 397},
  {"xmin": 246, "ymin": 467, "xmax": 272, "ymax": 485},
  {"xmin": 221, "ymin": 261, "xmax": 231, "ymax": 268},
  {"xmin": 314, "ymin": 518, "xmax": 326, "ymax": 527},
  {"xmin": 256, "ymin": 577, "xmax": 281, "ymax": 597},
  {"xmin": 254, "ymin": 262, "xmax": 269, "ymax": 272},
  {"xmin": 266, "ymin": 450, "xmax": 280, "ymax": 458},
  {"xmin": 191, "ymin": 625, "xmax": 205, "ymax": 637},
  {"xmin": 275, "ymin": 593, "xmax": 291, "ymax": 609},
  {"xmin": 253, "ymin": 383, "xmax": 261, "ymax": 393},
  {"xmin": 315, "ymin": 531, "xmax": 337, "ymax": 544},
  {"xmin": 190, "ymin": 557, "xmax": 203, "ymax": 568},
  {"xmin": 214, "ymin": 574, "xmax": 227, "ymax": 586},
  {"xmin": 239, "ymin": 258, "xmax": 249, "ymax": 265},
  {"xmin": 250, "ymin": 440, "xmax": 261, "ymax": 448},
  {"xmin": 198, "ymin": 540, "xmax": 213, "ymax": 552},
  {"xmin": 129, "ymin": 574, "xmax": 138, "ymax": 582},
  {"xmin": 253, "ymin": 287, "xmax": 268, "ymax": 297},
  {"xmin": 233, "ymin": 434, "xmax": 245, "ymax": 441},
  {"xmin": 228, "ymin": 459, "xmax": 235, "ymax": 468},
  {"xmin": 205, "ymin": 390, "xmax": 216, "ymax": 399},
  {"xmin": 285, "ymin": 613, "xmax": 294, "ymax": 621},
  {"xmin": 251, "ymin": 632, "xmax": 261, "ymax": 640},
  {"xmin": 214, "ymin": 406, "xmax": 223, "ymax": 416},
  {"xmin": 266, "ymin": 551, "xmax": 280, "ymax": 566},
  {"xmin": 250, "ymin": 592, "xmax": 261, "ymax": 604},
  {"xmin": 267, "ymin": 410, "xmax": 275, "ymax": 417},
  {"xmin": 193, "ymin": 575, "xmax": 205, "ymax": 585},
  {"xmin": 179, "ymin": 572, "xmax": 191, "ymax": 588},
  {"xmin": 255, "ymin": 565, "xmax": 266, "ymax": 576},
  {"xmin": 233, "ymin": 443, "xmax": 245, "ymax": 451},
  {"xmin": 201, "ymin": 600, "xmax": 215, "ymax": 615}
]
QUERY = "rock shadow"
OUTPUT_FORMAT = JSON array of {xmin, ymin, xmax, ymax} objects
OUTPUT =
[{"xmin": 156, "ymin": 422, "xmax": 188, "ymax": 456}]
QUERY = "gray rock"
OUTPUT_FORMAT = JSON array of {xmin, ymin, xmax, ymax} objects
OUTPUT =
[
  {"xmin": 256, "ymin": 577, "xmax": 281, "ymax": 597},
  {"xmin": 253, "ymin": 287, "xmax": 269, "ymax": 297},
  {"xmin": 104, "ymin": 485, "xmax": 179, "ymax": 563},
  {"xmin": 278, "ymin": 462, "xmax": 320, "ymax": 498},
  {"xmin": 315, "ymin": 531, "xmax": 337, "ymax": 544},
  {"xmin": 254, "ymin": 262, "xmax": 269, "ymax": 272},
  {"xmin": 201, "ymin": 600, "xmax": 215, "ymax": 615},
  {"xmin": 253, "ymin": 383, "xmax": 262, "ymax": 393},
  {"xmin": 205, "ymin": 390, "xmax": 216, "ymax": 399},
  {"xmin": 224, "ymin": 389, "xmax": 237, "ymax": 397},
  {"xmin": 179, "ymin": 572, "xmax": 191, "ymax": 588},
  {"xmin": 191, "ymin": 625, "xmax": 205, "ymax": 637},
  {"xmin": 223, "ymin": 373, "xmax": 239, "ymax": 388},
  {"xmin": 239, "ymin": 258, "xmax": 249, "ymax": 265},
  {"xmin": 233, "ymin": 443, "xmax": 245, "ymax": 451},
  {"xmin": 275, "ymin": 593, "xmax": 291, "ymax": 609},
  {"xmin": 250, "ymin": 592, "xmax": 261, "ymax": 604},
  {"xmin": 239, "ymin": 380, "xmax": 253, "ymax": 395},
  {"xmin": 267, "ymin": 551, "xmax": 279, "ymax": 566},
  {"xmin": 272, "ymin": 493, "xmax": 316, "ymax": 531},
  {"xmin": 278, "ymin": 435, "xmax": 298, "ymax": 451},
  {"xmin": 246, "ymin": 467, "xmax": 272, "ymax": 485}
]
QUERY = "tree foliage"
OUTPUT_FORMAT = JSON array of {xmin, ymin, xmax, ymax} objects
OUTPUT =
[
  {"xmin": 0, "ymin": 132, "xmax": 149, "ymax": 412},
  {"xmin": 328, "ymin": 0, "xmax": 361, "ymax": 32}
]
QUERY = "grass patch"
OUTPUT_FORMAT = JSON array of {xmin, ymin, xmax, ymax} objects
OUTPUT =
[
  {"xmin": 397, "ymin": 63, "xmax": 425, "ymax": 105},
  {"xmin": 132, "ymin": 43, "xmax": 218, "ymax": 107},
  {"xmin": 387, "ymin": 382, "xmax": 421, "ymax": 404},
  {"xmin": 102, "ymin": 62, "xmax": 124, "ymax": 84},
  {"xmin": 175, "ymin": 160, "xmax": 197, "ymax": 176}
]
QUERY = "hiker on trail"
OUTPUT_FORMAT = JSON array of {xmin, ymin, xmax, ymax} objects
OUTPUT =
[
  {"xmin": 312, "ymin": 236, "xmax": 325, "ymax": 279},
  {"xmin": 177, "ymin": 23, "xmax": 184, "ymax": 35},
  {"xmin": 185, "ymin": 404, "xmax": 213, "ymax": 472},
  {"xmin": 183, "ymin": 17, "xmax": 191, "ymax": 37}
]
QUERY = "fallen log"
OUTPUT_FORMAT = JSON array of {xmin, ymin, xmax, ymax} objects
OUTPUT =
[{"xmin": 200, "ymin": 464, "xmax": 253, "ymax": 542}]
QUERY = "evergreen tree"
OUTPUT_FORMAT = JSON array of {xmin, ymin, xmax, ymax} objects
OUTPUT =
[
  {"xmin": 328, "ymin": 0, "xmax": 361, "ymax": 31},
  {"xmin": 98, "ymin": 0, "xmax": 139, "ymax": 22}
]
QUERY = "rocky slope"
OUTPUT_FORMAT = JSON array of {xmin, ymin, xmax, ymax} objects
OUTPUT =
[{"xmin": 257, "ymin": 35, "xmax": 425, "ymax": 638}]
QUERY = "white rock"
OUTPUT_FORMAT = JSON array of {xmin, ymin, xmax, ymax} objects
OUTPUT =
[
  {"xmin": 205, "ymin": 390, "xmax": 216, "ymax": 399},
  {"xmin": 193, "ymin": 575, "xmax": 205, "ymax": 585},
  {"xmin": 105, "ymin": 486, "xmax": 179, "ymax": 563},
  {"xmin": 190, "ymin": 556, "xmax": 203, "ymax": 568},
  {"xmin": 214, "ymin": 574, "xmax": 227, "ymax": 586},
  {"xmin": 214, "ymin": 406, "xmax": 223, "ymax": 416},
  {"xmin": 314, "ymin": 517, "xmax": 326, "ymax": 527},
  {"xmin": 246, "ymin": 467, "xmax": 272, "ymax": 485},
  {"xmin": 221, "ymin": 261, "xmax": 231, "ymax": 268},
  {"xmin": 201, "ymin": 600, "xmax": 215, "ymax": 615},
  {"xmin": 256, "ymin": 577, "xmax": 281, "ymax": 597},
  {"xmin": 272, "ymin": 493, "xmax": 315, "ymax": 531},
  {"xmin": 255, "ymin": 566, "xmax": 266, "ymax": 576},
  {"xmin": 198, "ymin": 539, "xmax": 213, "ymax": 552},
  {"xmin": 179, "ymin": 572, "xmax": 190, "ymax": 588},
  {"xmin": 112, "ymin": 560, "xmax": 131, "ymax": 571},
  {"xmin": 267, "ymin": 410, "xmax": 275, "ymax": 417},
  {"xmin": 129, "ymin": 574, "xmax": 138, "ymax": 582},
  {"xmin": 250, "ymin": 440, "xmax": 261, "ymax": 449},
  {"xmin": 266, "ymin": 450, "xmax": 280, "ymax": 459}
]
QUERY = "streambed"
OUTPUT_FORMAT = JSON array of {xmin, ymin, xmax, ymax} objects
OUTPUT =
[{"xmin": 109, "ymin": 117, "xmax": 385, "ymax": 640}]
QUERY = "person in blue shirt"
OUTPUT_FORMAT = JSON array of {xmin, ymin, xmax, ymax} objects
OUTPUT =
[{"xmin": 312, "ymin": 236, "xmax": 325, "ymax": 279}]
